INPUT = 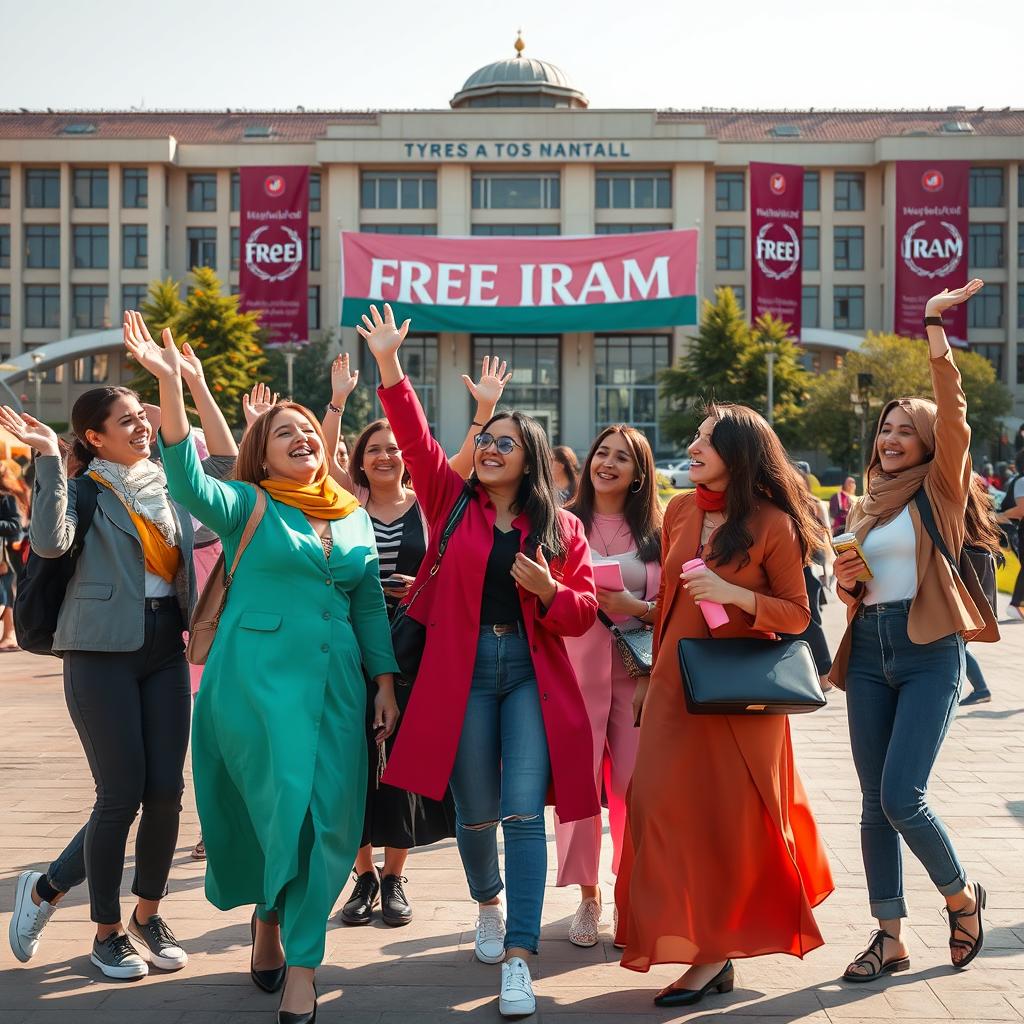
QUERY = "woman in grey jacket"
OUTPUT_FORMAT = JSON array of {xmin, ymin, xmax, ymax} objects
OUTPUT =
[{"xmin": 0, "ymin": 312, "xmax": 237, "ymax": 981}]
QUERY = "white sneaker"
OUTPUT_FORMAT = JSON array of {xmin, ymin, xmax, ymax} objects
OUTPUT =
[
  {"xmin": 475, "ymin": 903, "xmax": 507, "ymax": 964},
  {"xmin": 499, "ymin": 956, "xmax": 537, "ymax": 1017},
  {"xmin": 9, "ymin": 871, "xmax": 56, "ymax": 963},
  {"xmin": 90, "ymin": 932, "xmax": 148, "ymax": 979},
  {"xmin": 1006, "ymin": 604, "xmax": 1024, "ymax": 621},
  {"xmin": 126, "ymin": 912, "xmax": 188, "ymax": 971}
]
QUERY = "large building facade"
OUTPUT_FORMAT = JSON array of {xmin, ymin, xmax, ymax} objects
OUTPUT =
[{"xmin": 1, "ymin": 42, "xmax": 1023, "ymax": 453}]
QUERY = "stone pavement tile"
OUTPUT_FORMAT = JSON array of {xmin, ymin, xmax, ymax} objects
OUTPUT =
[{"xmin": 934, "ymin": 991, "xmax": 1023, "ymax": 1020}]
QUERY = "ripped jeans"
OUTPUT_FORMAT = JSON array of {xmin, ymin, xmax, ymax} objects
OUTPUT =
[{"xmin": 449, "ymin": 626, "xmax": 551, "ymax": 953}]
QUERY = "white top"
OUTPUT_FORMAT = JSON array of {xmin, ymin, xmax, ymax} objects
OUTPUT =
[
  {"xmin": 144, "ymin": 571, "xmax": 177, "ymax": 599},
  {"xmin": 862, "ymin": 505, "xmax": 918, "ymax": 605}
]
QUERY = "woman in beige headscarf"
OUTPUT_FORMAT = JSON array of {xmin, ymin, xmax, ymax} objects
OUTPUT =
[{"xmin": 830, "ymin": 280, "xmax": 999, "ymax": 984}]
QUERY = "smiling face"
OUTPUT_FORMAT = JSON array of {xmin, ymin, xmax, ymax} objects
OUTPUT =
[
  {"xmin": 589, "ymin": 431, "xmax": 637, "ymax": 502},
  {"xmin": 84, "ymin": 395, "xmax": 151, "ymax": 466},
  {"xmin": 687, "ymin": 416, "xmax": 729, "ymax": 490},
  {"xmin": 263, "ymin": 407, "xmax": 324, "ymax": 483},
  {"xmin": 474, "ymin": 417, "xmax": 527, "ymax": 491},
  {"xmin": 362, "ymin": 426, "xmax": 405, "ymax": 492},
  {"xmin": 876, "ymin": 405, "xmax": 927, "ymax": 474},
  {"xmin": 336, "ymin": 437, "xmax": 349, "ymax": 471}
]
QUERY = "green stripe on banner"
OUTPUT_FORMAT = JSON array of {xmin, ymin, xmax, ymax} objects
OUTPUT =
[{"xmin": 341, "ymin": 296, "xmax": 698, "ymax": 334}]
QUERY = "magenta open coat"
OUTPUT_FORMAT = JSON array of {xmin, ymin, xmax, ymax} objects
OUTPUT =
[{"xmin": 378, "ymin": 376, "xmax": 601, "ymax": 824}]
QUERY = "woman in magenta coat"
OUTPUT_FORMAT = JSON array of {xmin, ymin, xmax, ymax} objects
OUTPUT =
[{"xmin": 359, "ymin": 304, "xmax": 598, "ymax": 1020}]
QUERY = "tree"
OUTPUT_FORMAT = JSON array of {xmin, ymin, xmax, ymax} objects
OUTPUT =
[
  {"xmin": 660, "ymin": 288, "xmax": 811, "ymax": 447},
  {"xmin": 131, "ymin": 268, "xmax": 265, "ymax": 425}
]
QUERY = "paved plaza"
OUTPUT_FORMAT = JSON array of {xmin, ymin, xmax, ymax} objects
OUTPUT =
[{"xmin": 1, "ymin": 600, "xmax": 1022, "ymax": 1023}]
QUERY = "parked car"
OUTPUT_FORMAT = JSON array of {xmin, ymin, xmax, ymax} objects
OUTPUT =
[
  {"xmin": 654, "ymin": 459, "xmax": 686, "ymax": 473},
  {"xmin": 668, "ymin": 460, "xmax": 693, "ymax": 489}
]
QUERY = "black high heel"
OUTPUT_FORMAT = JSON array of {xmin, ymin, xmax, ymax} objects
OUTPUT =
[
  {"xmin": 250, "ymin": 909, "xmax": 286, "ymax": 994},
  {"xmin": 278, "ymin": 972, "xmax": 318, "ymax": 1024},
  {"xmin": 653, "ymin": 960, "xmax": 735, "ymax": 1007}
]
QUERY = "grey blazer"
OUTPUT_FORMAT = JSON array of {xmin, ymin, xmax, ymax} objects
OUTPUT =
[{"xmin": 30, "ymin": 452, "xmax": 235, "ymax": 653}]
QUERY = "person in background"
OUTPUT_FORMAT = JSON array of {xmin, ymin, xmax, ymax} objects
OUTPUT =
[
  {"xmin": 551, "ymin": 445, "xmax": 579, "ymax": 505},
  {"xmin": 0, "ymin": 463, "xmax": 28, "ymax": 648},
  {"xmin": 1013, "ymin": 423, "xmax": 1024, "ymax": 455},
  {"xmin": 996, "ymin": 450, "xmax": 1024, "ymax": 621},
  {"xmin": 794, "ymin": 468, "xmax": 836, "ymax": 693},
  {"xmin": 830, "ymin": 476, "xmax": 857, "ymax": 535},
  {"xmin": 336, "ymin": 434, "xmax": 350, "ymax": 476}
]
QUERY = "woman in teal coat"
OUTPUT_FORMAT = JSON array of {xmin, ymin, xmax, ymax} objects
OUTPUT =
[{"xmin": 127, "ymin": 316, "xmax": 398, "ymax": 1024}]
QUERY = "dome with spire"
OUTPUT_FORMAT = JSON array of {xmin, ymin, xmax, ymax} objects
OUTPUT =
[{"xmin": 451, "ymin": 34, "xmax": 588, "ymax": 109}]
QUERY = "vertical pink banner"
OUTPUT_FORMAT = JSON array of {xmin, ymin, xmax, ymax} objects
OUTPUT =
[
  {"xmin": 894, "ymin": 161, "xmax": 969, "ymax": 345},
  {"xmin": 750, "ymin": 162, "xmax": 804, "ymax": 338},
  {"xmin": 239, "ymin": 167, "xmax": 309, "ymax": 345}
]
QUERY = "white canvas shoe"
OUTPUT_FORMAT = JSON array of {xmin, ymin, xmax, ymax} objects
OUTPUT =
[
  {"xmin": 499, "ymin": 956, "xmax": 536, "ymax": 1017},
  {"xmin": 475, "ymin": 903, "xmax": 507, "ymax": 964},
  {"xmin": 9, "ymin": 871, "xmax": 56, "ymax": 963}
]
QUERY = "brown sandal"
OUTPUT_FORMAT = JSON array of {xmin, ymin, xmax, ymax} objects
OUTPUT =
[
  {"xmin": 946, "ymin": 882, "xmax": 987, "ymax": 969},
  {"xmin": 842, "ymin": 929, "xmax": 910, "ymax": 983}
]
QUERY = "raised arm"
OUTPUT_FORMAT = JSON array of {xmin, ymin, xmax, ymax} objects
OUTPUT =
[
  {"xmin": 450, "ymin": 356, "xmax": 513, "ymax": 480},
  {"xmin": 323, "ymin": 353, "xmax": 358, "ymax": 490}
]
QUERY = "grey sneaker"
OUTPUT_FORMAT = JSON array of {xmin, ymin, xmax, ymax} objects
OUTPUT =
[
  {"xmin": 91, "ymin": 932, "xmax": 148, "ymax": 979},
  {"xmin": 126, "ymin": 912, "xmax": 187, "ymax": 971},
  {"xmin": 9, "ymin": 871, "xmax": 56, "ymax": 963}
]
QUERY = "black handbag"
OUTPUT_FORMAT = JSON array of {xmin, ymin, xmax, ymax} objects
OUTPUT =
[
  {"xmin": 597, "ymin": 610, "xmax": 653, "ymax": 678},
  {"xmin": 677, "ymin": 637, "xmax": 826, "ymax": 715},
  {"xmin": 390, "ymin": 488, "xmax": 471, "ymax": 682}
]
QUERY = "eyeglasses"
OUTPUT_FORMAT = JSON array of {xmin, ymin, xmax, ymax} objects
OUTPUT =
[{"xmin": 474, "ymin": 432, "xmax": 523, "ymax": 456}]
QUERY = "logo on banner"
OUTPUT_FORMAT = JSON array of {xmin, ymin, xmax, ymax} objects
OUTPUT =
[
  {"xmin": 244, "ymin": 225, "xmax": 304, "ymax": 283},
  {"xmin": 755, "ymin": 223, "xmax": 800, "ymax": 280},
  {"xmin": 264, "ymin": 174, "xmax": 286, "ymax": 197},
  {"xmin": 769, "ymin": 172, "xmax": 787, "ymax": 196},
  {"xmin": 900, "ymin": 220, "xmax": 963, "ymax": 279},
  {"xmin": 921, "ymin": 169, "xmax": 944, "ymax": 193}
]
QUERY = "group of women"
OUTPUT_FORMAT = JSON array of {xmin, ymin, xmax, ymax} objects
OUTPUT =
[{"xmin": 0, "ymin": 279, "xmax": 999, "ymax": 1023}]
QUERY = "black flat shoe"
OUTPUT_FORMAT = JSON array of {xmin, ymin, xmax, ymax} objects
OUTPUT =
[
  {"xmin": 842, "ymin": 929, "xmax": 910, "ymax": 983},
  {"xmin": 380, "ymin": 873, "xmax": 413, "ymax": 927},
  {"xmin": 653, "ymin": 961, "xmax": 734, "ymax": 1007},
  {"xmin": 339, "ymin": 870, "xmax": 380, "ymax": 926},
  {"xmin": 278, "ymin": 977, "xmax": 317, "ymax": 1024},
  {"xmin": 250, "ymin": 910, "xmax": 286, "ymax": 994},
  {"xmin": 959, "ymin": 690, "xmax": 992, "ymax": 706}
]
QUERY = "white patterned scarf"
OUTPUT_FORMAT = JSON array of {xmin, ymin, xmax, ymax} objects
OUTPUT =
[{"xmin": 89, "ymin": 457, "xmax": 180, "ymax": 546}]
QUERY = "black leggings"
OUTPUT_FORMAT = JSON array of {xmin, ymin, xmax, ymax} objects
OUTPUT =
[
  {"xmin": 61, "ymin": 598, "xmax": 191, "ymax": 925},
  {"xmin": 1012, "ymin": 533, "xmax": 1024, "ymax": 609}
]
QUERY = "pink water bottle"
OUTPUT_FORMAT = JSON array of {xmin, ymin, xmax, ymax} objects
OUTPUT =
[{"xmin": 681, "ymin": 557, "xmax": 730, "ymax": 630}]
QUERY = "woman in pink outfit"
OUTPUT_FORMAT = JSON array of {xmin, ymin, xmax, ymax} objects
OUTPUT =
[{"xmin": 555, "ymin": 425, "xmax": 662, "ymax": 947}]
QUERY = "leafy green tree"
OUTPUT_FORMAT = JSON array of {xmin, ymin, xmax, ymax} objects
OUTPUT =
[{"xmin": 140, "ymin": 277, "xmax": 183, "ymax": 335}]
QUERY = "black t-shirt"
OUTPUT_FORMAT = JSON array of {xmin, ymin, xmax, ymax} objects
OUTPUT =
[{"xmin": 480, "ymin": 526, "xmax": 523, "ymax": 625}]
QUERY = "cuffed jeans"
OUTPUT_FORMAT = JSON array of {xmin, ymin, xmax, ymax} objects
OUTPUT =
[
  {"xmin": 846, "ymin": 600, "xmax": 967, "ymax": 919},
  {"xmin": 448, "ymin": 626, "xmax": 551, "ymax": 954}
]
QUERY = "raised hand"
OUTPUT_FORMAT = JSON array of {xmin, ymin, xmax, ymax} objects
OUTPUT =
[
  {"xmin": 925, "ymin": 279, "xmax": 984, "ymax": 316},
  {"xmin": 0, "ymin": 406, "xmax": 60, "ymax": 457},
  {"xmin": 123, "ymin": 310, "xmax": 182, "ymax": 379},
  {"xmin": 242, "ymin": 382, "xmax": 280, "ymax": 427},
  {"xmin": 330, "ymin": 352, "xmax": 360, "ymax": 404},
  {"xmin": 179, "ymin": 341, "xmax": 206, "ymax": 389},
  {"xmin": 462, "ymin": 355, "xmax": 513, "ymax": 409},
  {"xmin": 512, "ymin": 545, "xmax": 558, "ymax": 606},
  {"xmin": 355, "ymin": 303, "xmax": 410, "ymax": 360}
]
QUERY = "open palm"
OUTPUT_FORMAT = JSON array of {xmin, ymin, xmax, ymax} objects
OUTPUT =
[
  {"xmin": 331, "ymin": 353, "xmax": 360, "ymax": 401},
  {"xmin": 462, "ymin": 355, "xmax": 513, "ymax": 407},
  {"xmin": 355, "ymin": 304, "xmax": 410, "ymax": 359},
  {"xmin": 926, "ymin": 279, "xmax": 984, "ymax": 315},
  {"xmin": 123, "ymin": 309, "xmax": 182, "ymax": 379},
  {"xmin": 0, "ymin": 406, "xmax": 59, "ymax": 456}
]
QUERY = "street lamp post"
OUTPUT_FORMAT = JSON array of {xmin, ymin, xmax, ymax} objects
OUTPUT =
[
  {"xmin": 851, "ymin": 372, "xmax": 874, "ymax": 485},
  {"xmin": 29, "ymin": 352, "xmax": 45, "ymax": 420}
]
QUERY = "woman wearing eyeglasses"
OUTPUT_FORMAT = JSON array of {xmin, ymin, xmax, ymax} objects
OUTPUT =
[{"xmin": 358, "ymin": 304, "xmax": 599, "ymax": 1020}]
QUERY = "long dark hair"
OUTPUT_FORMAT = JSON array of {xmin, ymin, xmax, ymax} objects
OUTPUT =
[
  {"xmin": 70, "ymin": 386, "xmax": 139, "ymax": 469},
  {"xmin": 350, "ymin": 418, "xmax": 411, "ymax": 491},
  {"xmin": 702, "ymin": 402, "xmax": 827, "ymax": 569},
  {"xmin": 551, "ymin": 445, "xmax": 579, "ymax": 497},
  {"xmin": 965, "ymin": 475, "xmax": 1005, "ymax": 560},
  {"xmin": 473, "ymin": 411, "xmax": 565, "ymax": 558},
  {"xmin": 567, "ymin": 425, "xmax": 662, "ymax": 563}
]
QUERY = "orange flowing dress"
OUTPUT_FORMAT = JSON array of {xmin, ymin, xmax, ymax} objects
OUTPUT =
[{"xmin": 614, "ymin": 493, "xmax": 834, "ymax": 970}]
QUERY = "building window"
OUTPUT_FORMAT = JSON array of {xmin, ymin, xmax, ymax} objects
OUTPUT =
[
  {"xmin": 834, "ymin": 285, "xmax": 865, "ymax": 329},
  {"xmin": 370, "ymin": 336, "xmax": 440, "ymax": 433},
  {"xmin": 969, "ymin": 167, "xmax": 1004, "ymax": 208},
  {"xmin": 230, "ymin": 171, "xmax": 240, "ymax": 212},
  {"xmin": 969, "ymin": 343, "xmax": 1003, "ymax": 379},
  {"xmin": 473, "ymin": 335, "xmax": 561, "ymax": 440},
  {"xmin": 594, "ymin": 223, "xmax": 668, "ymax": 234},
  {"xmin": 804, "ymin": 171, "xmax": 820, "ymax": 211},
  {"xmin": 187, "ymin": 173, "xmax": 217, "ymax": 212},
  {"xmin": 309, "ymin": 226, "xmax": 321, "ymax": 270},
  {"xmin": 230, "ymin": 226, "xmax": 240, "ymax": 270},
  {"xmin": 802, "ymin": 285, "xmax": 820, "ymax": 328},
  {"xmin": 73, "ymin": 168, "xmax": 108, "ymax": 209},
  {"xmin": 471, "ymin": 224, "xmax": 560, "ymax": 236},
  {"xmin": 1019, "ymin": 223, "xmax": 1024, "ymax": 268},
  {"xmin": 967, "ymin": 283, "xmax": 1003, "ymax": 328},
  {"xmin": 361, "ymin": 172, "xmax": 437, "ymax": 210},
  {"xmin": 186, "ymin": 227, "xmax": 217, "ymax": 270},
  {"xmin": 25, "ymin": 168, "xmax": 60, "ymax": 208},
  {"xmin": 73, "ymin": 225, "xmax": 109, "ymax": 269},
  {"xmin": 309, "ymin": 171, "xmax": 321, "ymax": 212},
  {"xmin": 308, "ymin": 286, "xmax": 321, "ymax": 331},
  {"xmin": 0, "ymin": 167, "xmax": 9, "ymax": 208},
  {"xmin": 714, "ymin": 172, "xmax": 745, "ymax": 212},
  {"xmin": 0, "ymin": 224, "xmax": 9, "ymax": 268},
  {"xmin": 72, "ymin": 285, "xmax": 109, "ymax": 329},
  {"xmin": 25, "ymin": 225, "xmax": 61, "ymax": 268},
  {"xmin": 0, "ymin": 284, "xmax": 9, "ymax": 328},
  {"xmin": 24, "ymin": 284, "xmax": 61, "ymax": 327},
  {"xmin": 1018, "ymin": 284, "xmax": 1024, "ymax": 328},
  {"xmin": 834, "ymin": 226, "xmax": 865, "ymax": 270},
  {"xmin": 73, "ymin": 354, "xmax": 110, "ymax": 383},
  {"xmin": 358, "ymin": 223, "xmax": 438, "ymax": 235},
  {"xmin": 594, "ymin": 334, "xmax": 671, "ymax": 453},
  {"xmin": 834, "ymin": 171, "xmax": 865, "ymax": 211},
  {"xmin": 596, "ymin": 171, "xmax": 671, "ymax": 210},
  {"xmin": 123, "ymin": 284, "xmax": 148, "ymax": 310},
  {"xmin": 122, "ymin": 224, "xmax": 148, "ymax": 269},
  {"xmin": 715, "ymin": 226, "xmax": 744, "ymax": 270},
  {"xmin": 732, "ymin": 286, "xmax": 745, "ymax": 312},
  {"xmin": 969, "ymin": 223, "xmax": 1005, "ymax": 268},
  {"xmin": 803, "ymin": 225, "xmax": 820, "ymax": 271},
  {"xmin": 122, "ymin": 167, "xmax": 148, "ymax": 208},
  {"xmin": 471, "ymin": 174, "xmax": 559, "ymax": 210}
]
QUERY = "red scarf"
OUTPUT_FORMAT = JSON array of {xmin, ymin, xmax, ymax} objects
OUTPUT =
[{"xmin": 695, "ymin": 484, "xmax": 727, "ymax": 512}]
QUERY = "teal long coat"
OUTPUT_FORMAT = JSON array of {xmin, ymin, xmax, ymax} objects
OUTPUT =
[{"xmin": 160, "ymin": 434, "xmax": 398, "ymax": 918}]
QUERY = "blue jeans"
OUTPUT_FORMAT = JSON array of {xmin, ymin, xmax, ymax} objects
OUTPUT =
[
  {"xmin": 846, "ymin": 601, "xmax": 967, "ymax": 919},
  {"xmin": 448, "ymin": 627, "xmax": 551, "ymax": 954},
  {"xmin": 964, "ymin": 649, "xmax": 989, "ymax": 694}
]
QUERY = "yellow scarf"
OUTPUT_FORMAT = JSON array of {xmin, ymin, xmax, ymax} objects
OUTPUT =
[
  {"xmin": 90, "ymin": 475, "xmax": 181, "ymax": 582},
  {"xmin": 260, "ymin": 468, "xmax": 359, "ymax": 520}
]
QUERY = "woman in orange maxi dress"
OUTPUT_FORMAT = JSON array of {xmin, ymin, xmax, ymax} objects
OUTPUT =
[{"xmin": 615, "ymin": 403, "xmax": 834, "ymax": 1009}]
